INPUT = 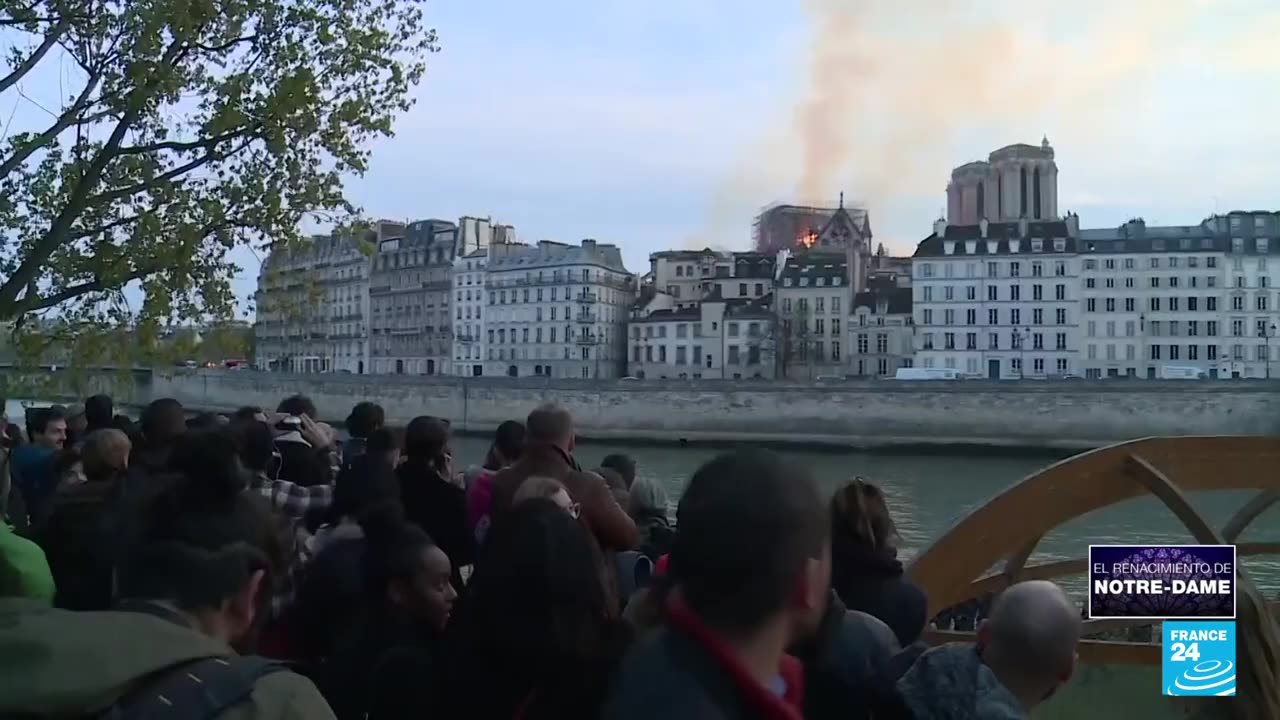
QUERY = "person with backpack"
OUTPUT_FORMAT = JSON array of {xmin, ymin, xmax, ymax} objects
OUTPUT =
[{"xmin": 0, "ymin": 428, "xmax": 336, "ymax": 720}]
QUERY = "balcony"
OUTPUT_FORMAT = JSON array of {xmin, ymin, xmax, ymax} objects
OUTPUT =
[
  {"xmin": 456, "ymin": 333, "xmax": 475, "ymax": 344},
  {"xmin": 576, "ymin": 291, "xmax": 598, "ymax": 304},
  {"xmin": 575, "ymin": 312, "xmax": 597, "ymax": 324},
  {"xmin": 575, "ymin": 334, "xmax": 598, "ymax": 345}
]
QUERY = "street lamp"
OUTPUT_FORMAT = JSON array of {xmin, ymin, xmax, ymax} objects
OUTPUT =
[
  {"xmin": 1139, "ymin": 312, "xmax": 1146, "ymax": 379},
  {"xmin": 1259, "ymin": 323, "xmax": 1277, "ymax": 380},
  {"xmin": 1012, "ymin": 326, "xmax": 1030, "ymax": 379}
]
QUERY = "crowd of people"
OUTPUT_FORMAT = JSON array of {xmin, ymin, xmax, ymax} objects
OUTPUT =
[{"xmin": 0, "ymin": 394, "xmax": 1272, "ymax": 719}]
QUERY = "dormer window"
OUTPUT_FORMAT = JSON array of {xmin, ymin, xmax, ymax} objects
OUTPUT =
[
  {"xmin": 1031, "ymin": 239, "xmax": 1043, "ymax": 252},
  {"xmin": 965, "ymin": 241, "xmax": 977, "ymax": 254},
  {"xmin": 1009, "ymin": 240, "xmax": 1021, "ymax": 253},
  {"xmin": 800, "ymin": 277, "xmax": 810, "ymax": 287},
  {"xmin": 784, "ymin": 278, "xmax": 793, "ymax": 287},
  {"xmin": 1053, "ymin": 239, "xmax": 1066, "ymax": 252},
  {"xmin": 833, "ymin": 276, "xmax": 843, "ymax": 285},
  {"xmin": 943, "ymin": 241, "xmax": 955, "ymax": 255},
  {"xmin": 986, "ymin": 241, "xmax": 998, "ymax": 254}
]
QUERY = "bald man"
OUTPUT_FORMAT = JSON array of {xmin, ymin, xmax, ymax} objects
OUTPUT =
[{"xmin": 877, "ymin": 580, "xmax": 1081, "ymax": 720}]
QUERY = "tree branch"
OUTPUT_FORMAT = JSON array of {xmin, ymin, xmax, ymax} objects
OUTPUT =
[
  {"xmin": 115, "ymin": 123, "xmax": 258, "ymax": 155},
  {"xmin": 0, "ymin": 15, "xmax": 71, "ymax": 95},
  {"xmin": 0, "ymin": 68, "xmax": 101, "ymax": 179},
  {"xmin": 0, "ymin": 39, "xmax": 186, "ymax": 312},
  {"xmin": 88, "ymin": 134, "xmax": 253, "ymax": 208},
  {"xmin": 192, "ymin": 34, "xmax": 260, "ymax": 53},
  {"xmin": 10, "ymin": 266, "xmax": 149, "ymax": 314}
]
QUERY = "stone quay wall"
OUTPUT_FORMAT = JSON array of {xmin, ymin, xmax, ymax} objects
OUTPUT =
[{"xmin": 102, "ymin": 371, "xmax": 1280, "ymax": 451}]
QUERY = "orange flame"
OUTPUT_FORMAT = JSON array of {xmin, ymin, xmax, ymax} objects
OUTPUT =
[{"xmin": 798, "ymin": 231, "xmax": 818, "ymax": 249}]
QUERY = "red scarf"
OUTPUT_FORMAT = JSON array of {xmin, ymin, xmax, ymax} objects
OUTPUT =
[{"xmin": 665, "ymin": 594, "xmax": 805, "ymax": 720}]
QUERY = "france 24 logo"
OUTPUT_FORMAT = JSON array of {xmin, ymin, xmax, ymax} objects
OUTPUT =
[{"xmin": 1162, "ymin": 621, "xmax": 1236, "ymax": 696}]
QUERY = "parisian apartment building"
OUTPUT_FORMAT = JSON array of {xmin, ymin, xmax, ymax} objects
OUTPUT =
[
  {"xmin": 630, "ymin": 249, "xmax": 778, "ymax": 379},
  {"xmin": 483, "ymin": 239, "xmax": 636, "ymax": 379},
  {"xmin": 913, "ymin": 139, "xmax": 1280, "ymax": 380},
  {"xmin": 254, "ymin": 226, "xmax": 385, "ymax": 374}
]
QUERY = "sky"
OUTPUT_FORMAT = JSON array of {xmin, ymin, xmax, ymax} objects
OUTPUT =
[{"xmin": 10, "ymin": 0, "xmax": 1280, "ymax": 315}]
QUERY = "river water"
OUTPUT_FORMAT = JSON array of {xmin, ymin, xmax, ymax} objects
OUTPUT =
[{"xmin": 8, "ymin": 400, "xmax": 1271, "ymax": 715}]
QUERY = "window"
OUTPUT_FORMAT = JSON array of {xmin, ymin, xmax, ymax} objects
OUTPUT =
[
  {"xmin": 1033, "ymin": 333, "xmax": 1044, "ymax": 350},
  {"xmin": 944, "ymin": 286, "xmax": 954, "ymax": 301},
  {"xmin": 1106, "ymin": 298, "xmax": 1116, "ymax": 312},
  {"xmin": 966, "ymin": 286, "xmax": 976, "ymax": 300},
  {"xmin": 1259, "ymin": 295, "xmax": 1270, "ymax": 311},
  {"xmin": 1056, "ymin": 284, "xmax": 1066, "ymax": 300},
  {"xmin": 966, "ymin": 309, "xmax": 976, "ymax": 325},
  {"xmin": 988, "ymin": 308, "xmax": 998, "ymax": 325},
  {"xmin": 1150, "ymin": 297, "xmax": 1161, "ymax": 312},
  {"xmin": 1105, "ymin": 259, "xmax": 1116, "ymax": 270},
  {"xmin": 1208, "ymin": 321, "xmax": 1218, "ymax": 336},
  {"xmin": 1125, "ymin": 278, "xmax": 1134, "ymax": 288},
  {"xmin": 1034, "ymin": 358, "xmax": 1045, "ymax": 374},
  {"xmin": 1033, "ymin": 308, "xmax": 1043, "ymax": 324},
  {"xmin": 923, "ymin": 287, "xmax": 933, "ymax": 302},
  {"xmin": 1106, "ymin": 321, "xmax": 1116, "ymax": 337},
  {"xmin": 1150, "ymin": 345, "xmax": 1162, "ymax": 360},
  {"xmin": 1233, "ymin": 296, "xmax": 1245, "ymax": 311},
  {"xmin": 1233, "ymin": 319, "xmax": 1244, "ymax": 336},
  {"xmin": 1056, "ymin": 308, "xmax": 1066, "ymax": 324},
  {"xmin": 1033, "ymin": 284, "xmax": 1043, "ymax": 301},
  {"xmin": 1010, "ymin": 285, "xmax": 1021, "ymax": 301},
  {"xmin": 989, "ymin": 333, "xmax": 999, "ymax": 350},
  {"xmin": 1055, "ymin": 261, "xmax": 1066, "ymax": 276},
  {"xmin": 1208, "ymin": 276, "xmax": 1217, "ymax": 288},
  {"xmin": 987, "ymin": 285, "xmax": 998, "ymax": 301},
  {"xmin": 877, "ymin": 334, "xmax": 888, "ymax": 353},
  {"xmin": 1011, "ymin": 309, "xmax": 1021, "ymax": 325},
  {"xmin": 943, "ymin": 310, "xmax": 954, "ymax": 325},
  {"xmin": 1010, "ymin": 262, "xmax": 1021, "ymax": 277},
  {"xmin": 676, "ymin": 346, "xmax": 687, "ymax": 365},
  {"xmin": 1086, "ymin": 278, "xmax": 1096, "ymax": 289},
  {"xmin": 1170, "ymin": 276, "xmax": 1180, "ymax": 288},
  {"xmin": 832, "ymin": 296, "xmax": 841, "ymax": 313},
  {"xmin": 1032, "ymin": 262, "xmax": 1043, "ymax": 277},
  {"xmin": 1150, "ymin": 277, "xmax": 1160, "ymax": 289},
  {"xmin": 923, "ymin": 309, "xmax": 933, "ymax": 325},
  {"xmin": 1087, "ymin": 321, "xmax": 1096, "ymax": 337},
  {"xmin": 987, "ymin": 262, "xmax": 999, "ymax": 277},
  {"xmin": 1056, "ymin": 332, "xmax": 1067, "ymax": 350},
  {"xmin": 966, "ymin": 332, "xmax": 977, "ymax": 350},
  {"xmin": 1169, "ymin": 297, "xmax": 1180, "ymax": 312},
  {"xmin": 1150, "ymin": 257, "xmax": 1160, "ymax": 269},
  {"xmin": 738, "ymin": 283, "xmax": 747, "ymax": 296},
  {"xmin": 1087, "ymin": 298, "xmax": 1097, "ymax": 312},
  {"xmin": 728, "ymin": 322, "xmax": 740, "ymax": 338},
  {"xmin": 832, "ymin": 342, "xmax": 841, "ymax": 361},
  {"xmin": 1208, "ymin": 344, "xmax": 1218, "ymax": 360},
  {"xmin": 1170, "ymin": 345, "xmax": 1180, "ymax": 360},
  {"xmin": 923, "ymin": 333, "xmax": 934, "ymax": 350},
  {"xmin": 1057, "ymin": 358, "xmax": 1068, "ymax": 373},
  {"xmin": 1208, "ymin": 256, "xmax": 1218, "ymax": 268},
  {"xmin": 857, "ymin": 333, "xmax": 868, "ymax": 353},
  {"xmin": 944, "ymin": 332, "xmax": 956, "ymax": 350},
  {"xmin": 1084, "ymin": 259, "xmax": 1098, "ymax": 270}
]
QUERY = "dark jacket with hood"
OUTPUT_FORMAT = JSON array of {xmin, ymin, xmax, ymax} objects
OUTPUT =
[
  {"xmin": 604, "ymin": 594, "xmax": 806, "ymax": 720},
  {"xmin": 872, "ymin": 642, "xmax": 1027, "ymax": 720},
  {"xmin": 273, "ymin": 428, "xmax": 333, "ymax": 489},
  {"xmin": 831, "ymin": 539, "xmax": 928, "ymax": 648},
  {"xmin": 790, "ymin": 592, "xmax": 901, "ymax": 720},
  {"xmin": 33, "ymin": 474, "xmax": 125, "ymax": 611}
]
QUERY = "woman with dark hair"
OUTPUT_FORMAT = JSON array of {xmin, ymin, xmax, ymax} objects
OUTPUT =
[
  {"xmin": 283, "ymin": 455, "xmax": 403, "ymax": 661},
  {"xmin": 829, "ymin": 477, "xmax": 927, "ymax": 647},
  {"xmin": 313, "ymin": 503, "xmax": 456, "ymax": 720},
  {"xmin": 398, "ymin": 416, "xmax": 473, "ymax": 588},
  {"xmin": 444, "ymin": 498, "xmax": 630, "ymax": 719},
  {"xmin": 465, "ymin": 420, "xmax": 524, "ymax": 543},
  {"xmin": 340, "ymin": 402, "xmax": 385, "ymax": 471}
]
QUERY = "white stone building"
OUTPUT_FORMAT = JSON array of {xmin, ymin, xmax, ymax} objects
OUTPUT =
[
  {"xmin": 627, "ymin": 291, "xmax": 776, "ymax": 380},
  {"xmin": 254, "ymin": 231, "xmax": 372, "ymax": 373},
  {"xmin": 1077, "ymin": 219, "xmax": 1227, "ymax": 379},
  {"xmin": 451, "ymin": 248, "xmax": 489, "ymax": 377},
  {"xmin": 484, "ymin": 239, "xmax": 635, "ymax": 379},
  {"xmin": 912, "ymin": 216, "xmax": 1083, "ymax": 379},
  {"xmin": 849, "ymin": 272, "xmax": 915, "ymax": 377},
  {"xmin": 368, "ymin": 219, "xmax": 457, "ymax": 376},
  {"xmin": 1216, "ymin": 211, "xmax": 1280, "ymax": 379},
  {"xmin": 775, "ymin": 254, "xmax": 851, "ymax": 380}
]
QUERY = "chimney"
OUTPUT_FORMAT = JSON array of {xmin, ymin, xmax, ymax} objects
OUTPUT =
[
  {"xmin": 979, "ymin": 218, "xmax": 989, "ymax": 239},
  {"xmin": 933, "ymin": 218, "xmax": 947, "ymax": 237},
  {"xmin": 1017, "ymin": 216, "xmax": 1029, "ymax": 238},
  {"xmin": 582, "ymin": 238, "xmax": 597, "ymax": 248}
]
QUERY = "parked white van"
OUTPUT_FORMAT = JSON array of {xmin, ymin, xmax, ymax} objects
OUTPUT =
[
  {"xmin": 894, "ymin": 368, "xmax": 961, "ymax": 381},
  {"xmin": 1158, "ymin": 365, "xmax": 1207, "ymax": 380}
]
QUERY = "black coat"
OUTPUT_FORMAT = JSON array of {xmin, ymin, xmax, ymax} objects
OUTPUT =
[
  {"xmin": 831, "ymin": 541, "xmax": 928, "ymax": 648},
  {"xmin": 790, "ymin": 592, "xmax": 901, "ymax": 720},
  {"xmin": 398, "ymin": 459, "xmax": 475, "ymax": 588},
  {"xmin": 313, "ymin": 611, "xmax": 441, "ymax": 720}
]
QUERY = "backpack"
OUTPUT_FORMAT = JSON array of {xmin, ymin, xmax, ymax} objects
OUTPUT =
[{"xmin": 88, "ymin": 656, "xmax": 286, "ymax": 720}]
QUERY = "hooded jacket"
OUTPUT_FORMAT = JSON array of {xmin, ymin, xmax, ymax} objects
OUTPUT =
[
  {"xmin": 790, "ymin": 592, "xmax": 900, "ymax": 720},
  {"xmin": 831, "ymin": 540, "xmax": 927, "ymax": 648},
  {"xmin": 0, "ymin": 598, "xmax": 336, "ymax": 720},
  {"xmin": 887, "ymin": 643, "xmax": 1026, "ymax": 720}
]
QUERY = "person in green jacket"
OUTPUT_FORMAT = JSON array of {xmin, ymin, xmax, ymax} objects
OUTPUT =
[
  {"xmin": 0, "ymin": 445, "xmax": 55, "ymax": 603},
  {"xmin": 0, "ymin": 429, "xmax": 336, "ymax": 720}
]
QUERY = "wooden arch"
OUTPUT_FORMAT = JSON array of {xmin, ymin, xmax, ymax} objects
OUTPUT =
[{"xmin": 906, "ymin": 436, "xmax": 1280, "ymax": 665}]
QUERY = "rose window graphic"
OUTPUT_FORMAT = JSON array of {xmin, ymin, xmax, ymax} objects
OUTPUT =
[
  {"xmin": 1166, "ymin": 660, "xmax": 1236, "ymax": 696},
  {"xmin": 1093, "ymin": 547, "xmax": 1230, "ymax": 617}
]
